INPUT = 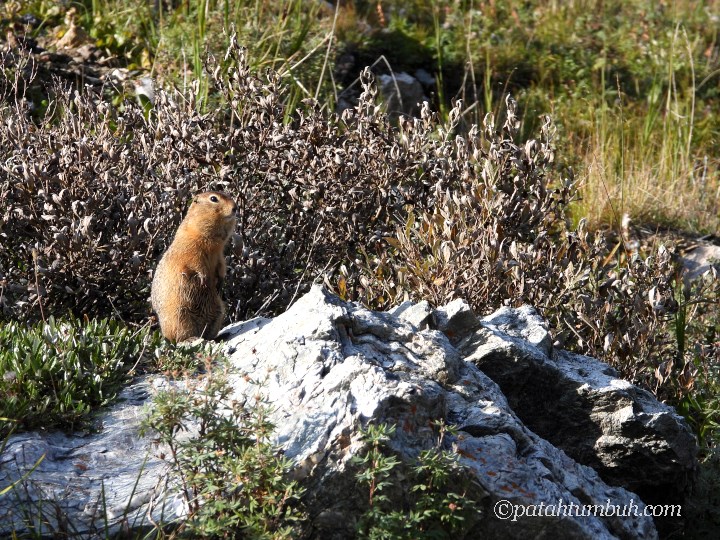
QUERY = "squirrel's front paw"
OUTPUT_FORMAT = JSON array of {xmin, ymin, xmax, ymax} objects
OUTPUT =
[{"xmin": 181, "ymin": 270, "xmax": 208, "ymax": 287}]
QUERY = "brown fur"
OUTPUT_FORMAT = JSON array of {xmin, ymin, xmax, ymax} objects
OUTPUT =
[{"xmin": 151, "ymin": 191, "xmax": 237, "ymax": 342}]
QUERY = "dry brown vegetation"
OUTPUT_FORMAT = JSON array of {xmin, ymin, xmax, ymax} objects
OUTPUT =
[{"xmin": 0, "ymin": 42, "xmax": 713, "ymax": 407}]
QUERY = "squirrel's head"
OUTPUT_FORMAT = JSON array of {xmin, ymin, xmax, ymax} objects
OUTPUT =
[{"xmin": 184, "ymin": 191, "xmax": 237, "ymax": 241}]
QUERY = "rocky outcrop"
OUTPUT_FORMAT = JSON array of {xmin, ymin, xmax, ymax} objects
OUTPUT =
[
  {"xmin": 435, "ymin": 302, "xmax": 698, "ymax": 504},
  {"xmin": 0, "ymin": 287, "xmax": 697, "ymax": 538},
  {"xmin": 450, "ymin": 303, "xmax": 698, "ymax": 536},
  {"xmin": 0, "ymin": 380, "xmax": 167, "ymax": 536}
]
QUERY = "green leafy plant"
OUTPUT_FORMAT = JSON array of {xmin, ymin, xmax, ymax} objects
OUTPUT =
[
  {"xmin": 353, "ymin": 421, "xmax": 477, "ymax": 539},
  {"xmin": 151, "ymin": 338, "xmax": 221, "ymax": 378},
  {"xmin": 0, "ymin": 317, "xmax": 160, "ymax": 437},
  {"xmin": 141, "ymin": 362, "xmax": 305, "ymax": 538}
]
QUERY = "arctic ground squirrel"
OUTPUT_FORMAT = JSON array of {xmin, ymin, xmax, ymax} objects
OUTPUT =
[{"xmin": 151, "ymin": 191, "xmax": 237, "ymax": 342}]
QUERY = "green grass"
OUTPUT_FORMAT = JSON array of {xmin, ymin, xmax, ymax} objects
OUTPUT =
[
  {"xmin": 82, "ymin": 0, "xmax": 335, "ymax": 111},
  {"xmin": 407, "ymin": 0, "xmax": 720, "ymax": 232}
]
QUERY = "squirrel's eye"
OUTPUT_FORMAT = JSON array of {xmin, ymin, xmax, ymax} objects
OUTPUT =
[{"xmin": 210, "ymin": 195, "xmax": 219, "ymax": 203}]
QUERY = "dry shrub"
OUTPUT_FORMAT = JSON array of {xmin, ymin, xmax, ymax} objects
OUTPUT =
[
  {"xmin": 0, "ymin": 41, "xmax": 685, "ymax": 395},
  {"xmin": 0, "ymin": 41, "xmax": 460, "ymax": 322},
  {"xmin": 355, "ymin": 96, "xmax": 681, "ymax": 394},
  {"xmin": 1, "ymin": 52, "xmax": 212, "ymax": 319}
]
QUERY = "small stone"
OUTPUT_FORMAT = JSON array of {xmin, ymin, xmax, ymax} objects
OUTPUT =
[
  {"xmin": 389, "ymin": 300, "xmax": 432, "ymax": 329},
  {"xmin": 378, "ymin": 72, "xmax": 427, "ymax": 118},
  {"xmin": 433, "ymin": 298, "xmax": 481, "ymax": 343},
  {"xmin": 481, "ymin": 304, "xmax": 553, "ymax": 357},
  {"xmin": 681, "ymin": 244, "xmax": 720, "ymax": 282}
]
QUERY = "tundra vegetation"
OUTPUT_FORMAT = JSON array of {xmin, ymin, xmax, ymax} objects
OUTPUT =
[{"xmin": 0, "ymin": 0, "xmax": 719, "ymax": 537}]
